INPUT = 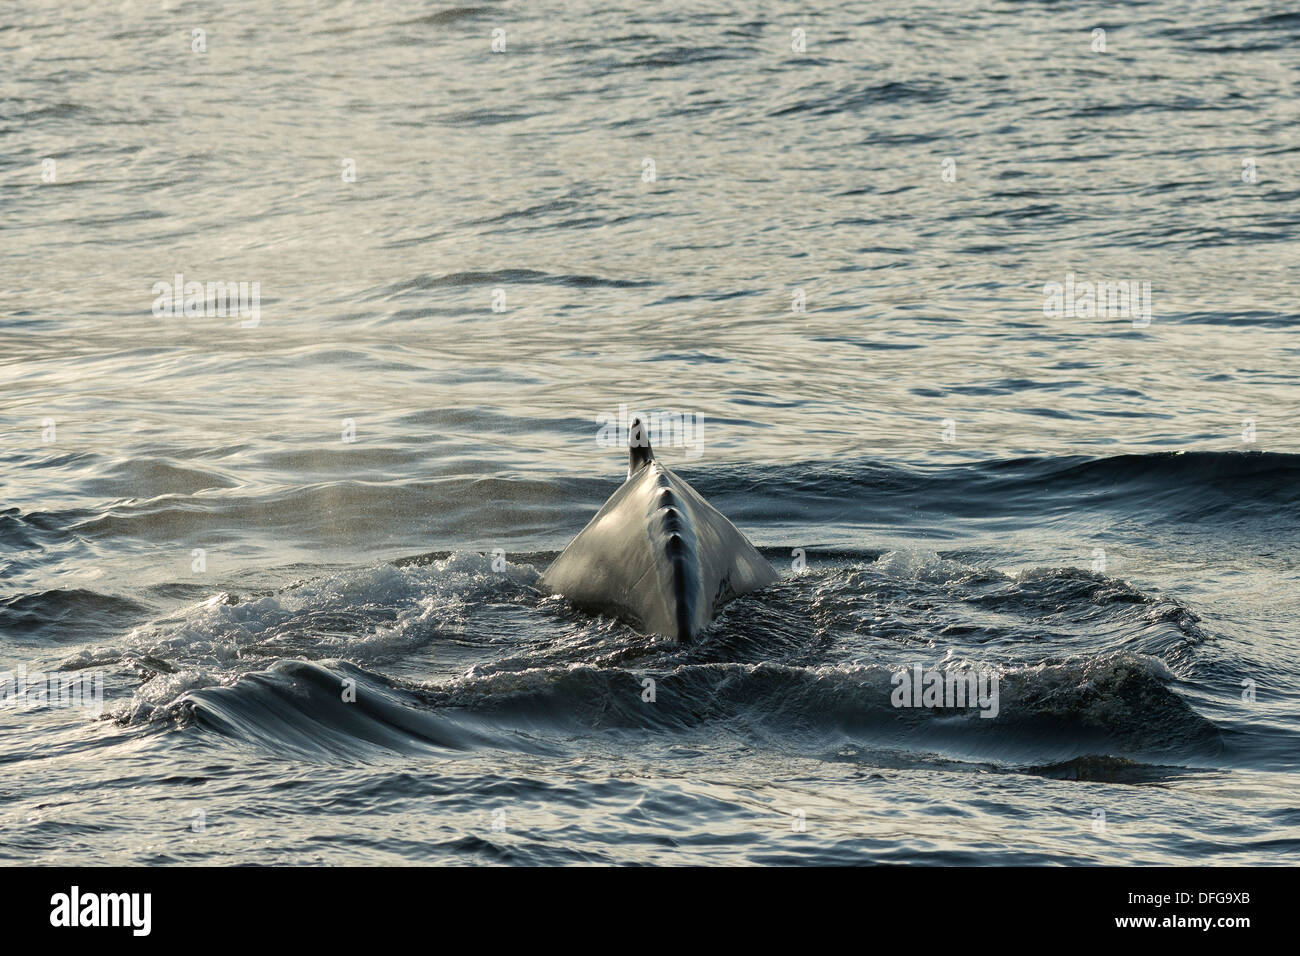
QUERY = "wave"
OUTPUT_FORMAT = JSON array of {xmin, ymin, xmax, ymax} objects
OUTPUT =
[
  {"xmin": 174, "ymin": 660, "xmax": 555, "ymax": 760},
  {"xmin": 0, "ymin": 588, "xmax": 148, "ymax": 639},
  {"xmin": 46, "ymin": 541, "xmax": 1224, "ymax": 772},
  {"xmin": 155, "ymin": 651, "xmax": 1222, "ymax": 770},
  {"xmin": 366, "ymin": 269, "xmax": 655, "ymax": 300},
  {"xmin": 769, "ymin": 80, "xmax": 947, "ymax": 117},
  {"xmin": 19, "ymin": 451, "xmax": 1294, "ymax": 556},
  {"xmin": 712, "ymin": 450, "xmax": 1300, "ymax": 528}
]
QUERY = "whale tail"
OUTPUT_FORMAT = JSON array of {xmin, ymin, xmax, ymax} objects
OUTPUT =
[{"xmin": 629, "ymin": 416, "xmax": 653, "ymax": 477}]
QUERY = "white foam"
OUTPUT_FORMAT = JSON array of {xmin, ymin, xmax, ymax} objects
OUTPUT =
[{"xmin": 67, "ymin": 552, "xmax": 542, "ymax": 717}]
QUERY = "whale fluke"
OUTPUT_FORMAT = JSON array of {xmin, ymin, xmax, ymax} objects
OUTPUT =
[{"xmin": 540, "ymin": 417, "xmax": 778, "ymax": 641}]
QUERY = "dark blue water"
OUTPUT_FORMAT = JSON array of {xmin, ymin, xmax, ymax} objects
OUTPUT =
[{"xmin": 2, "ymin": 0, "xmax": 1299, "ymax": 863}]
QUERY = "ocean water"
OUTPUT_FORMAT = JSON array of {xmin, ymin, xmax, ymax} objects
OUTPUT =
[{"xmin": 2, "ymin": 0, "xmax": 1299, "ymax": 864}]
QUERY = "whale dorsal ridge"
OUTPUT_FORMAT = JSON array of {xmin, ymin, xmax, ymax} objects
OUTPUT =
[{"xmin": 628, "ymin": 416, "xmax": 653, "ymax": 477}]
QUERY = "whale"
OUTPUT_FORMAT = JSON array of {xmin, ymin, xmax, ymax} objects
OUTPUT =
[{"xmin": 540, "ymin": 418, "xmax": 779, "ymax": 641}]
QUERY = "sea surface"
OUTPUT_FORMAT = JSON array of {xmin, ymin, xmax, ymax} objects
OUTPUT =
[{"xmin": 2, "ymin": 0, "xmax": 1299, "ymax": 864}]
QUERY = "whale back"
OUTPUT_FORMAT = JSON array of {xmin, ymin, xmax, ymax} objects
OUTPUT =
[{"xmin": 540, "ymin": 454, "xmax": 777, "ymax": 642}]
